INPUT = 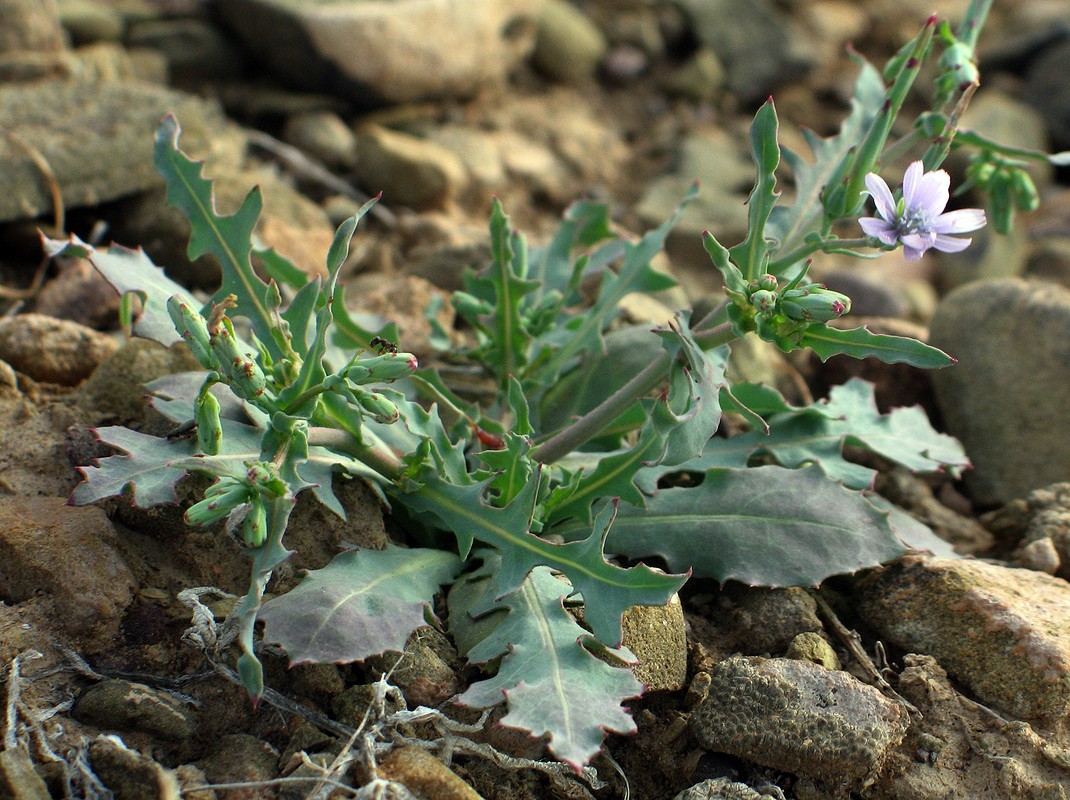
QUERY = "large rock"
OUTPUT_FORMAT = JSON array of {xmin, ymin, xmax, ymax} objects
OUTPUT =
[
  {"xmin": 217, "ymin": 0, "xmax": 542, "ymax": 105},
  {"xmin": 674, "ymin": 0, "xmax": 807, "ymax": 103},
  {"xmin": 857, "ymin": 555, "xmax": 1070, "ymax": 720},
  {"xmin": 0, "ymin": 496, "xmax": 135, "ymax": 645},
  {"xmin": 929, "ymin": 279, "xmax": 1070, "ymax": 506},
  {"xmin": 688, "ymin": 655, "xmax": 908, "ymax": 787},
  {"xmin": 0, "ymin": 79, "xmax": 244, "ymax": 223}
]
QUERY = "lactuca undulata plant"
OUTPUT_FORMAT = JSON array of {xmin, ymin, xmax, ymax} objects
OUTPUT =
[{"xmin": 52, "ymin": 0, "xmax": 1059, "ymax": 771}]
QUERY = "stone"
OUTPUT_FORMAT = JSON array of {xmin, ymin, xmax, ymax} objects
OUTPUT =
[
  {"xmin": 0, "ymin": 747, "xmax": 50, "ymax": 800},
  {"xmin": 672, "ymin": 778, "xmax": 778, "ymax": 800},
  {"xmin": 721, "ymin": 585, "xmax": 823, "ymax": 656},
  {"xmin": 0, "ymin": 496, "xmax": 135, "ymax": 644},
  {"xmin": 785, "ymin": 632, "xmax": 840, "ymax": 671},
  {"xmin": 216, "ymin": 0, "xmax": 541, "ymax": 105},
  {"xmin": 282, "ymin": 110, "xmax": 357, "ymax": 170},
  {"xmin": 194, "ymin": 734, "xmax": 278, "ymax": 799},
  {"xmin": 1008, "ymin": 482, "xmax": 1070, "ymax": 581},
  {"xmin": 0, "ymin": 313, "xmax": 117, "ymax": 385},
  {"xmin": 365, "ymin": 627, "xmax": 459, "ymax": 708},
  {"xmin": 1023, "ymin": 37, "xmax": 1070, "ymax": 149},
  {"xmin": 928, "ymin": 279, "xmax": 1070, "ymax": 506},
  {"xmin": 664, "ymin": 47, "xmax": 725, "ymax": 101},
  {"xmin": 33, "ymin": 257, "xmax": 121, "ymax": 330},
  {"xmin": 0, "ymin": 0, "xmax": 66, "ymax": 54},
  {"xmin": 58, "ymin": 0, "xmax": 126, "ymax": 44},
  {"xmin": 74, "ymin": 680, "xmax": 197, "ymax": 741},
  {"xmin": 532, "ymin": 0, "xmax": 607, "ymax": 84},
  {"xmin": 353, "ymin": 124, "xmax": 468, "ymax": 211},
  {"xmin": 856, "ymin": 555, "xmax": 1070, "ymax": 719},
  {"xmin": 674, "ymin": 0, "xmax": 808, "ymax": 103},
  {"xmin": 75, "ymin": 338, "xmax": 200, "ymax": 424},
  {"xmin": 126, "ymin": 17, "xmax": 246, "ymax": 84},
  {"xmin": 87, "ymin": 736, "xmax": 183, "ymax": 800},
  {"xmin": 377, "ymin": 745, "xmax": 485, "ymax": 800},
  {"xmin": 0, "ymin": 80, "xmax": 245, "ymax": 224},
  {"xmin": 621, "ymin": 594, "xmax": 688, "ymax": 692},
  {"xmin": 688, "ymin": 656, "xmax": 909, "ymax": 786}
]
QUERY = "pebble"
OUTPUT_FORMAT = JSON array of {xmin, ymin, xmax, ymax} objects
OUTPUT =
[
  {"xmin": 365, "ymin": 627, "xmax": 460, "ymax": 708},
  {"xmin": 282, "ymin": 109, "xmax": 357, "ymax": 170},
  {"xmin": 75, "ymin": 680, "xmax": 197, "ymax": 742},
  {"xmin": 621, "ymin": 593, "xmax": 688, "ymax": 692},
  {"xmin": 0, "ymin": 313, "xmax": 116, "ymax": 385},
  {"xmin": 57, "ymin": 0, "xmax": 125, "ymax": 44},
  {"xmin": 688, "ymin": 655, "xmax": 909, "ymax": 786},
  {"xmin": 126, "ymin": 17, "xmax": 246, "ymax": 84},
  {"xmin": 354, "ymin": 124, "xmax": 468, "ymax": 211},
  {"xmin": 217, "ymin": 0, "xmax": 540, "ymax": 104},
  {"xmin": 0, "ymin": 496, "xmax": 134, "ymax": 646},
  {"xmin": 663, "ymin": 47, "xmax": 725, "ymax": 101},
  {"xmin": 532, "ymin": 0, "xmax": 608, "ymax": 84},
  {"xmin": 856, "ymin": 555, "xmax": 1070, "ymax": 719},
  {"xmin": 194, "ymin": 734, "xmax": 279, "ymax": 800},
  {"xmin": 87, "ymin": 736, "xmax": 183, "ymax": 800},
  {"xmin": 1023, "ymin": 37, "xmax": 1070, "ymax": 149},
  {"xmin": 33, "ymin": 257, "xmax": 121, "ymax": 330},
  {"xmin": 0, "ymin": 746, "xmax": 51, "ymax": 800},
  {"xmin": 377, "ymin": 745, "xmax": 485, "ymax": 800},
  {"xmin": 672, "ymin": 777, "xmax": 779, "ymax": 800},
  {"xmin": 929, "ymin": 278, "xmax": 1070, "ymax": 506}
]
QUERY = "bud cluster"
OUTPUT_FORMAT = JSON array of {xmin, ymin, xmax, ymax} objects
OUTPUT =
[
  {"xmin": 184, "ymin": 460, "xmax": 287, "ymax": 547},
  {"xmin": 966, "ymin": 155, "xmax": 1039, "ymax": 234},
  {"xmin": 744, "ymin": 274, "xmax": 852, "ymax": 327}
]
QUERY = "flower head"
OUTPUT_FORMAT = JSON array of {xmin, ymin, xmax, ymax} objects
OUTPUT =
[{"xmin": 859, "ymin": 161, "xmax": 986, "ymax": 260}]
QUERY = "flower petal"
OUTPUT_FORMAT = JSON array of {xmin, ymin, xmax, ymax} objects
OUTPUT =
[
  {"xmin": 864, "ymin": 173, "xmax": 897, "ymax": 223},
  {"xmin": 931, "ymin": 208, "xmax": 986, "ymax": 234},
  {"xmin": 911, "ymin": 168, "xmax": 951, "ymax": 218},
  {"xmin": 902, "ymin": 244, "xmax": 926, "ymax": 261},
  {"xmin": 901, "ymin": 161, "xmax": 924, "ymax": 208},
  {"xmin": 932, "ymin": 234, "xmax": 972, "ymax": 253},
  {"xmin": 859, "ymin": 217, "xmax": 899, "ymax": 245},
  {"xmin": 901, "ymin": 232, "xmax": 936, "ymax": 252}
]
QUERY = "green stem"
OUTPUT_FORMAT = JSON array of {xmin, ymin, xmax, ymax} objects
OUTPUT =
[
  {"xmin": 957, "ymin": 0, "xmax": 992, "ymax": 50},
  {"xmin": 307, "ymin": 426, "xmax": 404, "ymax": 480},
  {"xmin": 532, "ymin": 321, "xmax": 736, "ymax": 464}
]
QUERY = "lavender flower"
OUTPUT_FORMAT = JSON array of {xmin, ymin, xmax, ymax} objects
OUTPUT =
[{"xmin": 860, "ymin": 161, "xmax": 987, "ymax": 260}]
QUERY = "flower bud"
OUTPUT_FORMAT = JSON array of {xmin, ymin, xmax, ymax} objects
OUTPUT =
[
  {"xmin": 245, "ymin": 461, "xmax": 287, "ymax": 497},
  {"xmin": 1009, "ymin": 169, "xmax": 1040, "ymax": 213},
  {"xmin": 780, "ymin": 286, "xmax": 851, "ymax": 322},
  {"xmin": 168, "ymin": 295, "xmax": 219, "ymax": 371},
  {"xmin": 186, "ymin": 477, "xmax": 251, "ymax": 526},
  {"xmin": 345, "ymin": 352, "xmax": 418, "ymax": 385},
  {"xmin": 241, "ymin": 497, "xmax": 268, "ymax": 547},
  {"xmin": 194, "ymin": 384, "xmax": 223, "ymax": 456},
  {"xmin": 750, "ymin": 274, "xmax": 778, "ymax": 293},
  {"xmin": 210, "ymin": 316, "xmax": 267, "ymax": 401},
  {"xmin": 354, "ymin": 388, "xmax": 400, "ymax": 424},
  {"xmin": 749, "ymin": 289, "xmax": 778, "ymax": 315}
]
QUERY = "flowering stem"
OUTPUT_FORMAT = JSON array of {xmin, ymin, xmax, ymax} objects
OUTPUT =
[
  {"xmin": 957, "ymin": 0, "xmax": 993, "ymax": 51},
  {"xmin": 532, "ymin": 321, "xmax": 736, "ymax": 464},
  {"xmin": 308, "ymin": 426, "xmax": 404, "ymax": 480}
]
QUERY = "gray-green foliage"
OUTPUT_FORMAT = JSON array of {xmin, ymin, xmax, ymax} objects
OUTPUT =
[{"xmin": 58, "ymin": 4, "xmax": 1040, "ymax": 770}]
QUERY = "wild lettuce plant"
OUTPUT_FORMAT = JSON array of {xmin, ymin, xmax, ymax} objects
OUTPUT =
[{"xmin": 50, "ymin": 0, "xmax": 1059, "ymax": 770}]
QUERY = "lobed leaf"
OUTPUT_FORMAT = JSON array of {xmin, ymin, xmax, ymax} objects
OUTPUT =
[
  {"xmin": 259, "ymin": 545, "xmax": 462, "ymax": 665},
  {"xmin": 452, "ymin": 555, "xmax": 642, "ymax": 770},
  {"xmin": 729, "ymin": 100, "xmax": 781, "ymax": 282},
  {"xmin": 556, "ymin": 464, "xmax": 907, "ymax": 587},
  {"xmin": 645, "ymin": 379, "xmax": 968, "ymax": 491},
  {"xmin": 43, "ymin": 235, "xmax": 185, "ymax": 346},
  {"xmin": 798, "ymin": 324, "xmax": 955, "ymax": 368}
]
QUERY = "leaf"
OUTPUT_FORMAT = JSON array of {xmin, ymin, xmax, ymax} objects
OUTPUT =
[
  {"xmin": 452, "ymin": 556, "xmax": 642, "ymax": 770},
  {"xmin": 465, "ymin": 199, "xmax": 540, "ymax": 389},
  {"xmin": 555, "ymin": 465, "xmax": 907, "ymax": 586},
  {"xmin": 767, "ymin": 54, "xmax": 886, "ymax": 254},
  {"xmin": 402, "ymin": 473, "xmax": 686, "ymax": 648},
  {"xmin": 798, "ymin": 324, "xmax": 955, "ymax": 368},
  {"xmin": 258, "ymin": 545, "xmax": 463, "ymax": 664},
  {"xmin": 528, "ymin": 199, "xmax": 615, "ymax": 303},
  {"xmin": 43, "ymin": 235, "xmax": 185, "ymax": 346},
  {"xmin": 648, "ymin": 379, "xmax": 968, "ymax": 491},
  {"xmin": 729, "ymin": 100, "xmax": 781, "ymax": 281},
  {"xmin": 153, "ymin": 114, "xmax": 283, "ymax": 359},
  {"xmin": 70, "ymin": 427, "xmax": 191, "ymax": 507}
]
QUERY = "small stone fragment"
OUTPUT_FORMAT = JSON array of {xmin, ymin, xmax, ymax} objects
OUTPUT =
[
  {"xmin": 785, "ymin": 632, "xmax": 841, "ymax": 671},
  {"xmin": 195, "ymin": 734, "xmax": 278, "ymax": 799},
  {"xmin": 74, "ymin": 680, "xmax": 197, "ymax": 742},
  {"xmin": 532, "ymin": 0, "xmax": 608, "ymax": 84},
  {"xmin": 0, "ymin": 746, "xmax": 51, "ymax": 800},
  {"xmin": 856, "ymin": 555, "xmax": 1070, "ymax": 719},
  {"xmin": 87, "ymin": 736, "xmax": 183, "ymax": 800},
  {"xmin": 0, "ymin": 314, "xmax": 117, "ymax": 385},
  {"xmin": 672, "ymin": 777, "xmax": 777, "ymax": 800},
  {"xmin": 0, "ymin": 496, "xmax": 135, "ymax": 645},
  {"xmin": 622, "ymin": 594, "xmax": 688, "ymax": 692},
  {"xmin": 354, "ymin": 125, "xmax": 467, "ymax": 211},
  {"xmin": 688, "ymin": 656, "xmax": 908, "ymax": 786},
  {"xmin": 376, "ymin": 745, "xmax": 485, "ymax": 800}
]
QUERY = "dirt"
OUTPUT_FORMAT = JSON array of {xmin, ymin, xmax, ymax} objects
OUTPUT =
[{"xmin": 1, "ymin": 1, "xmax": 1070, "ymax": 799}]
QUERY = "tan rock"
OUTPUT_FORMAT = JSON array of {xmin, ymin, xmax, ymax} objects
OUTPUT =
[
  {"xmin": 0, "ymin": 313, "xmax": 117, "ymax": 385},
  {"xmin": 857, "ymin": 555, "xmax": 1070, "ymax": 719}
]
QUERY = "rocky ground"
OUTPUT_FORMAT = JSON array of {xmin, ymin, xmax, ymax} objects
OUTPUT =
[{"xmin": 2, "ymin": 0, "xmax": 1070, "ymax": 798}]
